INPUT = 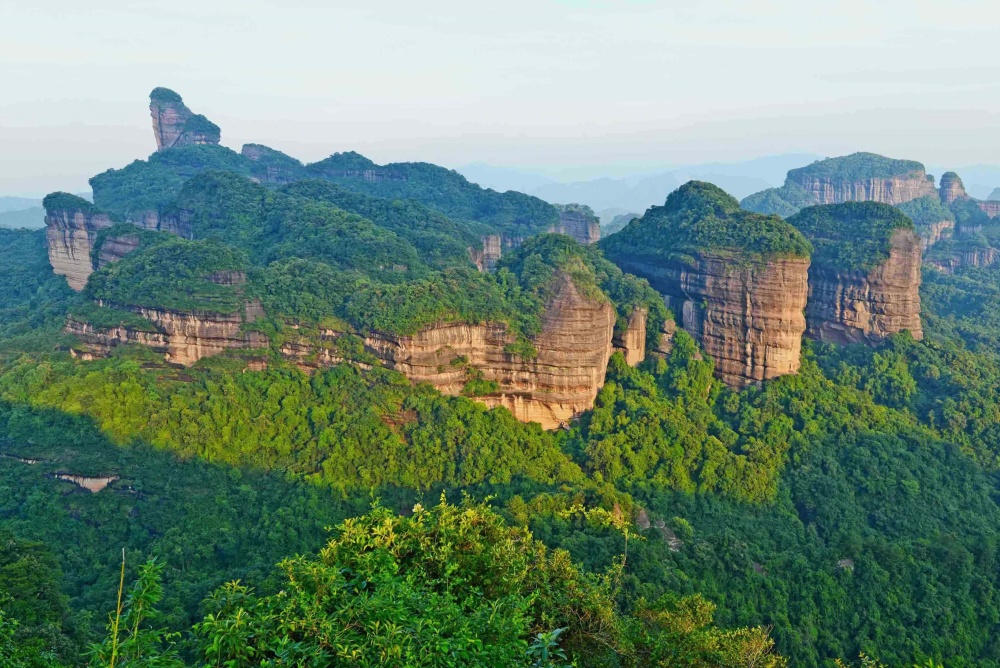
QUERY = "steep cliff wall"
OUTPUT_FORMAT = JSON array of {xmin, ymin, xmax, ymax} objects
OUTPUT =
[
  {"xmin": 613, "ymin": 254, "xmax": 809, "ymax": 388},
  {"xmin": 805, "ymin": 229, "xmax": 923, "ymax": 344},
  {"xmin": 791, "ymin": 174, "xmax": 936, "ymax": 206},
  {"xmin": 926, "ymin": 246, "xmax": 1000, "ymax": 274},
  {"xmin": 149, "ymin": 87, "xmax": 221, "ymax": 151},
  {"xmin": 918, "ymin": 220, "xmax": 954, "ymax": 252},
  {"xmin": 939, "ymin": 172, "xmax": 968, "ymax": 204},
  {"xmin": 612, "ymin": 308, "xmax": 648, "ymax": 366},
  {"xmin": 980, "ymin": 201, "xmax": 1000, "ymax": 219},
  {"xmin": 67, "ymin": 301, "xmax": 268, "ymax": 366},
  {"xmin": 43, "ymin": 196, "xmax": 116, "ymax": 290},
  {"xmin": 551, "ymin": 205, "xmax": 601, "ymax": 245},
  {"xmin": 67, "ymin": 272, "xmax": 617, "ymax": 429}
]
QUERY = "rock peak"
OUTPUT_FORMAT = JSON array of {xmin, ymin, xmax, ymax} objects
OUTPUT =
[
  {"xmin": 939, "ymin": 172, "xmax": 968, "ymax": 204},
  {"xmin": 149, "ymin": 88, "xmax": 220, "ymax": 151}
]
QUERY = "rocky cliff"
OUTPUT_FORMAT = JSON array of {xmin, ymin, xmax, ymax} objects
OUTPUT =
[
  {"xmin": 150, "ymin": 87, "xmax": 221, "ymax": 151},
  {"xmin": 786, "ymin": 153, "xmax": 936, "ymax": 206},
  {"xmin": 980, "ymin": 201, "xmax": 1000, "ymax": 219},
  {"xmin": 613, "ymin": 254, "xmax": 809, "ymax": 388},
  {"xmin": 283, "ymin": 272, "xmax": 616, "ymax": 429},
  {"xmin": 43, "ymin": 194, "xmax": 116, "ymax": 290},
  {"xmin": 927, "ymin": 246, "xmax": 999, "ymax": 274},
  {"xmin": 939, "ymin": 172, "xmax": 968, "ymax": 204},
  {"xmin": 804, "ymin": 230, "xmax": 923, "ymax": 344},
  {"xmin": 918, "ymin": 220, "xmax": 954, "ymax": 252},
  {"xmin": 68, "ymin": 301, "xmax": 268, "ymax": 366},
  {"xmin": 67, "ymin": 271, "xmax": 617, "ymax": 429},
  {"xmin": 787, "ymin": 203, "xmax": 923, "ymax": 345},
  {"xmin": 612, "ymin": 308, "xmax": 647, "ymax": 366},
  {"xmin": 551, "ymin": 204, "xmax": 601, "ymax": 245}
]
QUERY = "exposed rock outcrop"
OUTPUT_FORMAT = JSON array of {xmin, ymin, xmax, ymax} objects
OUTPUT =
[
  {"xmin": 939, "ymin": 172, "xmax": 968, "ymax": 204},
  {"xmin": 612, "ymin": 308, "xmax": 647, "ymax": 366},
  {"xmin": 283, "ymin": 272, "xmax": 616, "ymax": 429},
  {"xmin": 918, "ymin": 220, "xmax": 954, "ymax": 252},
  {"xmin": 614, "ymin": 254, "xmax": 809, "ymax": 388},
  {"xmin": 68, "ymin": 301, "xmax": 268, "ymax": 366},
  {"xmin": 150, "ymin": 87, "xmax": 221, "ymax": 151},
  {"xmin": 980, "ymin": 200, "xmax": 1000, "ymax": 219},
  {"xmin": 67, "ymin": 272, "xmax": 616, "ymax": 430},
  {"xmin": 792, "ymin": 173, "xmax": 936, "ymax": 206},
  {"xmin": 52, "ymin": 474, "xmax": 118, "ymax": 493},
  {"xmin": 43, "ymin": 194, "xmax": 115, "ymax": 290},
  {"xmin": 787, "ymin": 203, "xmax": 922, "ymax": 344},
  {"xmin": 96, "ymin": 233, "xmax": 143, "ymax": 267},
  {"xmin": 804, "ymin": 229, "xmax": 923, "ymax": 344},
  {"xmin": 470, "ymin": 234, "xmax": 503, "ymax": 271},
  {"xmin": 927, "ymin": 246, "xmax": 1000, "ymax": 274},
  {"xmin": 551, "ymin": 204, "xmax": 601, "ymax": 245}
]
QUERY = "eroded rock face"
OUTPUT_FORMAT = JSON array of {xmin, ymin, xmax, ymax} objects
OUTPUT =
[
  {"xmin": 45, "ymin": 207, "xmax": 115, "ymax": 290},
  {"xmin": 613, "ymin": 253, "xmax": 809, "ymax": 388},
  {"xmin": 919, "ymin": 220, "xmax": 954, "ymax": 252},
  {"xmin": 806, "ymin": 229, "xmax": 923, "ymax": 344},
  {"xmin": 66, "ymin": 273, "xmax": 616, "ymax": 429},
  {"xmin": 612, "ymin": 308, "xmax": 647, "ymax": 366},
  {"xmin": 790, "ymin": 173, "xmax": 937, "ymax": 206},
  {"xmin": 939, "ymin": 172, "xmax": 968, "ymax": 204},
  {"xmin": 68, "ymin": 301, "xmax": 268, "ymax": 366},
  {"xmin": 980, "ymin": 201, "xmax": 1000, "ymax": 219},
  {"xmin": 284, "ymin": 273, "xmax": 616, "ymax": 429},
  {"xmin": 97, "ymin": 234, "xmax": 143, "ymax": 268},
  {"xmin": 551, "ymin": 205, "xmax": 601, "ymax": 245},
  {"xmin": 470, "ymin": 234, "xmax": 503, "ymax": 271},
  {"xmin": 927, "ymin": 247, "xmax": 1000, "ymax": 274},
  {"xmin": 149, "ymin": 88, "xmax": 220, "ymax": 151}
]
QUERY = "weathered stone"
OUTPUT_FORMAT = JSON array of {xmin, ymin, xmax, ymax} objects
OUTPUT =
[
  {"xmin": 918, "ymin": 220, "xmax": 954, "ymax": 252},
  {"xmin": 614, "ymin": 253, "xmax": 809, "ymax": 389},
  {"xmin": 550, "ymin": 204, "xmax": 601, "ymax": 245},
  {"xmin": 612, "ymin": 308, "xmax": 647, "ymax": 366},
  {"xmin": 791, "ymin": 172, "xmax": 936, "ymax": 206},
  {"xmin": 805, "ymin": 229, "xmax": 923, "ymax": 344},
  {"xmin": 939, "ymin": 172, "xmax": 968, "ymax": 204},
  {"xmin": 149, "ymin": 87, "xmax": 220, "ymax": 151},
  {"xmin": 44, "ymin": 205, "xmax": 115, "ymax": 290}
]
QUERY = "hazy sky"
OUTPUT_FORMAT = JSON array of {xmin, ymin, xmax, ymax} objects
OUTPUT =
[{"xmin": 2, "ymin": 0, "xmax": 999, "ymax": 195}]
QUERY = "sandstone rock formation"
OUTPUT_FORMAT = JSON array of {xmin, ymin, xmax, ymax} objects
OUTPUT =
[
  {"xmin": 918, "ymin": 220, "xmax": 954, "ymax": 252},
  {"xmin": 470, "ymin": 234, "xmax": 503, "ymax": 271},
  {"xmin": 43, "ymin": 194, "xmax": 115, "ymax": 290},
  {"xmin": 68, "ymin": 301, "xmax": 268, "ymax": 366},
  {"xmin": 787, "ymin": 202, "xmax": 923, "ymax": 345},
  {"xmin": 613, "ymin": 254, "xmax": 809, "ymax": 388},
  {"xmin": 790, "ymin": 172, "xmax": 935, "ymax": 206},
  {"xmin": 283, "ymin": 272, "xmax": 616, "ymax": 429},
  {"xmin": 804, "ymin": 229, "xmax": 923, "ymax": 344},
  {"xmin": 67, "ymin": 272, "xmax": 616, "ymax": 429},
  {"xmin": 939, "ymin": 172, "xmax": 968, "ymax": 204},
  {"xmin": 551, "ymin": 204, "xmax": 601, "ymax": 245},
  {"xmin": 612, "ymin": 308, "xmax": 647, "ymax": 366},
  {"xmin": 96, "ymin": 233, "xmax": 144, "ymax": 267},
  {"xmin": 242, "ymin": 144, "xmax": 304, "ymax": 184},
  {"xmin": 150, "ymin": 87, "xmax": 221, "ymax": 151},
  {"xmin": 926, "ymin": 246, "xmax": 999, "ymax": 274},
  {"xmin": 980, "ymin": 200, "xmax": 1000, "ymax": 219}
]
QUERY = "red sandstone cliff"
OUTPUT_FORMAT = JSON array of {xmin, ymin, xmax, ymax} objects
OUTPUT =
[
  {"xmin": 44, "ymin": 203, "xmax": 115, "ymax": 291},
  {"xmin": 805, "ymin": 229, "xmax": 923, "ymax": 344},
  {"xmin": 612, "ymin": 253, "xmax": 809, "ymax": 389},
  {"xmin": 790, "ymin": 174, "xmax": 936, "ymax": 206},
  {"xmin": 550, "ymin": 205, "xmax": 601, "ymax": 245},
  {"xmin": 149, "ymin": 88, "xmax": 221, "ymax": 151}
]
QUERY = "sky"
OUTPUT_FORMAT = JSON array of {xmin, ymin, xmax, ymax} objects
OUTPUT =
[{"xmin": 2, "ymin": 0, "xmax": 999, "ymax": 195}]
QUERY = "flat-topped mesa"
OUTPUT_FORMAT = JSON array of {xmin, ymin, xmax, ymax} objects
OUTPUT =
[
  {"xmin": 43, "ymin": 193, "xmax": 116, "ymax": 290},
  {"xmin": 149, "ymin": 87, "xmax": 220, "ymax": 151},
  {"xmin": 939, "ymin": 172, "xmax": 968, "ymax": 205},
  {"xmin": 551, "ymin": 204, "xmax": 601, "ymax": 245},
  {"xmin": 787, "ymin": 153, "xmax": 937, "ymax": 206},
  {"xmin": 601, "ymin": 181, "xmax": 812, "ymax": 389},
  {"xmin": 742, "ymin": 153, "xmax": 937, "ymax": 217},
  {"xmin": 788, "ymin": 202, "xmax": 922, "ymax": 345}
]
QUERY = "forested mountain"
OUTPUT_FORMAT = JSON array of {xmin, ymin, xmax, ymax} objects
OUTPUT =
[{"xmin": 5, "ymin": 89, "xmax": 1000, "ymax": 667}]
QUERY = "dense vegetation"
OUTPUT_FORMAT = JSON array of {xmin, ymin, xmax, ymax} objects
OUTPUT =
[
  {"xmin": 787, "ymin": 152, "xmax": 927, "ymax": 182},
  {"xmin": 601, "ymin": 181, "xmax": 812, "ymax": 263},
  {"xmin": 896, "ymin": 195, "xmax": 954, "ymax": 228},
  {"xmin": 739, "ymin": 181, "xmax": 818, "ymax": 218},
  {"xmin": 787, "ymin": 202, "xmax": 915, "ymax": 270}
]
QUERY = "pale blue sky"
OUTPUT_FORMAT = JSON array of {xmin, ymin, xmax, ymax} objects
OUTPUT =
[{"xmin": 2, "ymin": 0, "xmax": 999, "ymax": 194}]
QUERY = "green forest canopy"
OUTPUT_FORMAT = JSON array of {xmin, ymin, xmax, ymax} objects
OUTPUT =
[{"xmin": 787, "ymin": 202, "xmax": 915, "ymax": 270}]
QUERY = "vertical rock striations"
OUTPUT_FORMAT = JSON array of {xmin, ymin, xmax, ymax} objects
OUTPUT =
[
  {"xmin": 786, "ymin": 153, "xmax": 936, "ymax": 206},
  {"xmin": 601, "ymin": 181, "xmax": 812, "ymax": 388},
  {"xmin": 939, "ymin": 172, "xmax": 968, "ymax": 204},
  {"xmin": 43, "ymin": 193, "xmax": 115, "ymax": 290},
  {"xmin": 787, "ymin": 202, "xmax": 922, "ymax": 344},
  {"xmin": 150, "ymin": 87, "xmax": 221, "ymax": 151},
  {"xmin": 551, "ymin": 204, "xmax": 601, "ymax": 245}
]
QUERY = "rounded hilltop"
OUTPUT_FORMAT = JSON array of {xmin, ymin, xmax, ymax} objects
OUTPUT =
[
  {"xmin": 787, "ymin": 152, "xmax": 927, "ymax": 181},
  {"xmin": 149, "ymin": 87, "xmax": 184, "ymax": 105},
  {"xmin": 787, "ymin": 201, "xmax": 915, "ymax": 271},
  {"xmin": 600, "ymin": 180, "xmax": 812, "ymax": 263}
]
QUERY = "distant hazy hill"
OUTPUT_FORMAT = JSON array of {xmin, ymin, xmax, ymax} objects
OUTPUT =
[
  {"xmin": 458, "ymin": 153, "xmax": 822, "ymax": 219},
  {"xmin": 0, "ymin": 196, "xmax": 42, "ymax": 213},
  {"xmin": 0, "ymin": 207, "xmax": 45, "ymax": 229}
]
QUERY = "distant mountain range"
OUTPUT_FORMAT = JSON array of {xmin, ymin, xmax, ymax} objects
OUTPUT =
[{"xmin": 458, "ymin": 154, "xmax": 822, "ymax": 222}]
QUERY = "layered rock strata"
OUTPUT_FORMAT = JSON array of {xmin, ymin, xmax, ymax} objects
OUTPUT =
[
  {"xmin": 44, "ymin": 202, "xmax": 115, "ymax": 290},
  {"xmin": 612, "ymin": 308, "xmax": 648, "ymax": 366},
  {"xmin": 613, "ymin": 253, "xmax": 809, "ymax": 389},
  {"xmin": 551, "ymin": 205, "xmax": 601, "ymax": 245},
  {"xmin": 791, "ymin": 173, "xmax": 936, "ymax": 206},
  {"xmin": 980, "ymin": 201, "xmax": 1000, "ymax": 219},
  {"xmin": 939, "ymin": 172, "xmax": 968, "ymax": 204},
  {"xmin": 805, "ymin": 229, "xmax": 923, "ymax": 344},
  {"xmin": 149, "ymin": 87, "xmax": 221, "ymax": 151},
  {"xmin": 927, "ymin": 247, "xmax": 999, "ymax": 274},
  {"xmin": 67, "ymin": 273, "xmax": 616, "ymax": 429},
  {"xmin": 68, "ymin": 301, "xmax": 268, "ymax": 366},
  {"xmin": 918, "ymin": 220, "xmax": 954, "ymax": 252}
]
